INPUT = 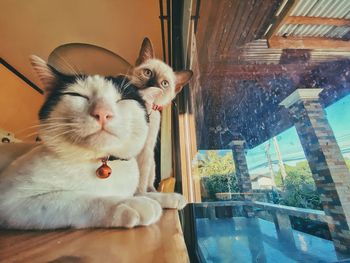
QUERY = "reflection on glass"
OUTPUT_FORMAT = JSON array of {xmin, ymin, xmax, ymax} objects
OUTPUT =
[{"xmin": 187, "ymin": 0, "xmax": 350, "ymax": 260}]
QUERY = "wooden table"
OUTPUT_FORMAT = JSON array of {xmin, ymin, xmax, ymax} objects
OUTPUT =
[{"xmin": 0, "ymin": 210, "xmax": 189, "ymax": 263}]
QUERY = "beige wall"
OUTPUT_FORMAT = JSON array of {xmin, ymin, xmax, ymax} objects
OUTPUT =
[
  {"xmin": 0, "ymin": 1, "xmax": 163, "ymax": 89},
  {"xmin": 0, "ymin": 64, "xmax": 43, "ymax": 141}
]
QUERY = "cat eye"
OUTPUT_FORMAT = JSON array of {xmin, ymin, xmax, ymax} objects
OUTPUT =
[
  {"xmin": 62, "ymin": 92, "xmax": 89, "ymax": 101},
  {"xmin": 116, "ymin": 98, "xmax": 131, "ymax": 103},
  {"xmin": 161, "ymin": 80, "xmax": 169, "ymax": 88},
  {"xmin": 143, "ymin": 68, "xmax": 153, "ymax": 78}
]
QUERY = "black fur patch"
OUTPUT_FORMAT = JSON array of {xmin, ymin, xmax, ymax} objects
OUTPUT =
[
  {"xmin": 107, "ymin": 75, "xmax": 149, "ymax": 123},
  {"xmin": 146, "ymin": 77, "xmax": 157, "ymax": 87},
  {"xmin": 39, "ymin": 68, "xmax": 85, "ymax": 120},
  {"xmin": 39, "ymin": 72, "xmax": 149, "ymax": 123}
]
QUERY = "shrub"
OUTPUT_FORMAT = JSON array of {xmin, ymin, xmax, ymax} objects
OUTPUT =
[
  {"xmin": 276, "ymin": 162, "xmax": 322, "ymax": 210},
  {"xmin": 201, "ymin": 173, "xmax": 238, "ymax": 201}
]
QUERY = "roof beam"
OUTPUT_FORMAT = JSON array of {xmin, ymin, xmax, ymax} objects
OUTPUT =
[
  {"xmin": 266, "ymin": 0, "xmax": 299, "ymax": 39},
  {"xmin": 200, "ymin": 62, "xmax": 311, "ymax": 80},
  {"xmin": 285, "ymin": 16, "xmax": 350, "ymax": 27},
  {"xmin": 268, "ymin": 36, "xmax": 350, "ymax": 50}
]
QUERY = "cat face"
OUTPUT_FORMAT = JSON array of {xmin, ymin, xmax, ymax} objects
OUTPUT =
[
  {"xmin": 130, "ymin": 38, "xmax": 193, "ymax": 106},
  {"xmin": 30, "ymin": 56, "xmax": 149, "ymax": 160}
]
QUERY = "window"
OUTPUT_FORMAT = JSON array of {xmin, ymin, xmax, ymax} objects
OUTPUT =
[{"xmin": 181, "ymin": 0, "xmax": 350, "ymax": 261}]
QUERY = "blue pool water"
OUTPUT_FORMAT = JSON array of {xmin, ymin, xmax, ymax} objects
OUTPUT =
[{"xmin": 196, "ymin": 217, "xmax": 350, "ymax": 263}]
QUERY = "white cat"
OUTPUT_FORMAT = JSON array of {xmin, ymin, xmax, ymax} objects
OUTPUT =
[
  {"xmin": 129, "ymin": 38, "xmax": 193, "ymax": 193},
  {"xmin": 0, "ymin": 56, "xmax": 163, "ymax": 229}
]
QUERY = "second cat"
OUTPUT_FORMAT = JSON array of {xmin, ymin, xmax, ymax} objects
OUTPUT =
[{"xmin": 129, "ymin": 38, "xmax": 193, "ymax": 193}]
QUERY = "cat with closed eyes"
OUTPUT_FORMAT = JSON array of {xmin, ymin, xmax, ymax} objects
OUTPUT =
[
  {"xmin": 0, "ymin": 56, "xmax": 165, "ymax": 229},
  {"xmin": 129, "ymin": 38, "xmax": 193, "ymax": 195}
]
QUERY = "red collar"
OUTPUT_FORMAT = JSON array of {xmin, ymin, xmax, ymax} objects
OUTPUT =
[
  {"xmin": 99, "ymin": 155, "xmax": 129, "ymax": 162},
  {"xmin": 152, "ymin": 104, "xmax": 163, "ymax": 112}
]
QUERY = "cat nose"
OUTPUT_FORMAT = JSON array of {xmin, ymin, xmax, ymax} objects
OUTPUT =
[{"xmin": 90, "ymin": 107, "xmax": 114, "ymax": 125}]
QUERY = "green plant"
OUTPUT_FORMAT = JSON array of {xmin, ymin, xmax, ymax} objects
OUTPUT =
[
  {"xmin": 198, "ymin": 151, "xmax": 238, "ymax": 200},
  {"xmin": 201, "ymin": 173, "xmax": 238, "ymax": 201},
  {"xmin": 275, "ymin": 161, "xmax": 321, "ymax": 209},
  {"xmin": 198, "ymin": 150, "xmax": 236, "ymax": 176}
]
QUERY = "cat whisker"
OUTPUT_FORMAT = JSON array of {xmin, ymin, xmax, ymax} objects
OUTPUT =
[
  {"xmin": 71, "ymin": 133, "xmax": 83, "ymax": 145},
  {"xmin": 43, "ymin": 117, "xmax": 75, "ymax": 120},
  {"xmin": 120, "ymin": 78, "xmax": 132, "ymax": 92},
  {"xmin": 47, "ymin": 129, "xmax": 78, "ymax": 142},
  {"xmin": 38, "ymin": 128, "xmax": 77, "ymax": 135},
  {"xmin": 52, "ymin": 53, "xmax": 82, "ymax": 79},
  {"xmin": 120, "ymin": 74, "xmax": 128, "ymax": 89},
  {"xmin": 38, "ymin": 125, "xmax": 80, "ymax": 132},
  {"xmin": 40, "ymin": 126, "xmax": 80, "ymax": 134},
  {"xmin": 21, "ymin": 124, "xmax": 79, "ymax": 139},
  {"xmin": 14, "ymin": 124, "xmax": 44, "ymax": 135},
  {"xmin": 22, "ymin": 131, "xmax": 42, "ymax": 139},
  {"xmin": 122, "ymin": 81, "xmax": 132, "ymax": 91},
  {"xmin": 40, "ymin": 121, "xmax": 81, "ymax": 126},
  {"xmin": 14, "ymin": 126, "xmax": 58, "ymax": 138},
  {"xmin": 25, "ymin": 122, "xmax": 77, "ymax": 128}
]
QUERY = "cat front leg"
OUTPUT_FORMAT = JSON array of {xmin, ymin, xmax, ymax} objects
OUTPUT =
[
  {"xmin": 0, "ymin": 193, "xmax": 162, "ymax": 229},
  {"xmin": 146, "ymin": 161, "xmax": 157, "ymax": 192},
  {"xmin": 136, "ymin": 148, "xmax": 154, "ymax": 193}
]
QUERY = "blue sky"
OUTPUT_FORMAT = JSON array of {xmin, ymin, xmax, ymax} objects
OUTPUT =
[
  {"xmin": 198, "ymin": 94, "xmax": 350, "ymax": 175},
  {"xmin": 246, "ymin": 94, "xmax": 350, "ymax": 174}
]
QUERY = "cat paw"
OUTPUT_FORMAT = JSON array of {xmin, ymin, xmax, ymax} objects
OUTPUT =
[
  {"xmin": 142, "ymin": 193, "xmax": 187, "ymax": 210},
  {"xmin": 160, "ymin": 193, "xmax": 187, "ymax": 209},
  {"xmin": 111, "ymin": 197, "xmax": 162, "ymax": 228}
]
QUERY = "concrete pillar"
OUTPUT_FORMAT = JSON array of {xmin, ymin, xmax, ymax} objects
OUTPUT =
[
  {"xmin": 231, "ymin": 139, "xmax": 253, "ymax": 201},
  {"xmin": 280, "ymin": 88, "xmax": 350, "ymax": 253}
]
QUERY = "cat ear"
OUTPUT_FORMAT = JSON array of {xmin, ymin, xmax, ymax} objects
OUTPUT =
[
  {"xmin": 175, "ymin": 70, "xmax": 193, "ymax": 93},
  {"xmin": 141, "ymin": 87, "xmax": 163, "ymax": 104},
  {"xmin": 135, "ymin": 37, "xmax": 154, "ymax": 66},
  {"xmin": 30, "ymin": 55, "xmax": 58, "ymax": 94}
]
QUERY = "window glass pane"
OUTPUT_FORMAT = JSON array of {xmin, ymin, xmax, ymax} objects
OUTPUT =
[
  {"xmin": 197, "ymin": 150, "xmax": 237, "ymax": 201},
  {"xmin": 186, "ymin": 0, "xmax": 350, "ymax": 261},
  {"xmin": 325, "ymin": 94, "xmax": 350, "ymax": 172}
]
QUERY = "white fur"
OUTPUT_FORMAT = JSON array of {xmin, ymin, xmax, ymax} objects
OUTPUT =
[
  {"xmin": 0, "ymin": 61, "xmax": 162, "ymax": 229},
  {"xmin": 131, "ymin": 59, "xmax": 174, "ymax": 194},
  {"xmin": 131, "ymin": 59, "xmax": 177, "ymax": 106},
  {"xmin": 42, "ymin": 76, "xmax": 147, "ymax": 161},
  {"xmin": 136, "ymin": 109, "xmax": 161, "ymax": 193},
  {"xmin": 128, "ymin": 38, "xmax": 192, "ymax": 210}
]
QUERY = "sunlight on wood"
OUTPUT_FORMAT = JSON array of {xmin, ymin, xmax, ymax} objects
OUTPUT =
[{"xmin": 0, "ymin": 210, "xmax": 189, "ymax": 263}]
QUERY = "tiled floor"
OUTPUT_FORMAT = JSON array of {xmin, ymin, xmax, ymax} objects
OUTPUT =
[{"xmin": 196, "ymin": 217, "xmax": 350, "ymax": 263}]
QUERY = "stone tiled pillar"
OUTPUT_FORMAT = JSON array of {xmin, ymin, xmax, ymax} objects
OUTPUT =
[
  {"xmin": 280, "ymin": 89, "xmax": 350, "ymax": 253},
  {"xmin": 231, "ymin": 139, "xmax": 253, "ymax": 201}
]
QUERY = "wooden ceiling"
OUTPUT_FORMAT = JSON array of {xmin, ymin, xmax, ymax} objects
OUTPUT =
[
  {"xmin": 266, "ymin": 0, "xmax": 350, "ymax": 50},
  {"xmin": 193, "ymin": 0, "xmax": 350, "ymax": 149},
  {"xmin": 196, "ymin": 0, "xmax": 281, "ymax": 69}
]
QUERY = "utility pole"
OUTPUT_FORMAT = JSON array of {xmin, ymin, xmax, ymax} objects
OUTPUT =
[
  {"xmin": 273, "ymin": 136, "xmax": 287, "ymax": 184},
  {"xmin": 265, "ymin": 141, "xmax": 276, "ymax": 187}
]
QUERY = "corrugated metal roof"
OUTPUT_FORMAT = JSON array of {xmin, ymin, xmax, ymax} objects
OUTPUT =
[
  {"xmin": 240, "ymin": 40, "xmax": 282, "ymax": 64},
  {"xmin": 291, "ymin": 0, "xmax": 350, "ymax": 18},
  {"xmin": 276, "ymin": 24, "xmax": 346, "ymax": 37},
  {"xmin": 240, "ymin": 39, "xmax": 350, "ymax": 64},
  {"xmin": 325, "ymin": 26, "xmax": 350, "ymax": 38},
  {"xmin": 277, "ymin": 0, "xmax": 350, "ymax": 39}
]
